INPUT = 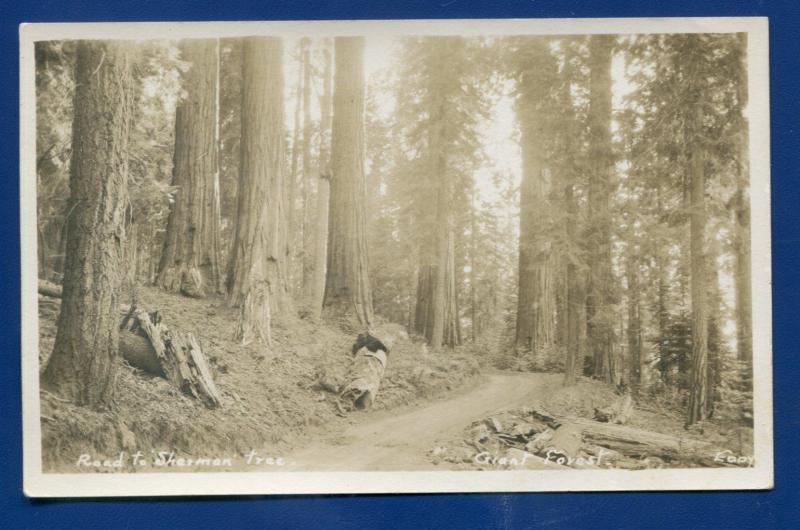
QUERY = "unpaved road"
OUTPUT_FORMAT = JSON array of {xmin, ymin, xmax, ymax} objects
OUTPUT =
[{"xmin": 283, "ymin": 371, "xmax": 560, "ymax": 471}]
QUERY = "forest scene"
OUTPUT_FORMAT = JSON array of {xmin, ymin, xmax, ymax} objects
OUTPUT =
[{"xmin": 34, "ymin": 31, "xmax": 755, "ymax": 473}]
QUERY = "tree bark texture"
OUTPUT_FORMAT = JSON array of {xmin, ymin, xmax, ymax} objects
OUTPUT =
[
  {"xmin": 300, "ymin": 38, "xmax": 315, "ymax": 300},
  {"xmin": 560, "ymin": 43, "xmax": 583, "ymax": 386},
  {"xmin": 626, "ymin": 248, "xmax": 643, "ymax": 395},
  {"xmin": 157, "ymin": 39, "xmax": 223, "ymax": 298},
  {"xmin": 734, "ymin": 34, "xmax": 753, "ymax": 375},
  {"xmin": 585, "ymin": 35, "xmax": 616, "ymax": 383},
  {"xmin": 227, "ymin": 37, "xmax": 290, "ymax": 345},
  {"xmin": 323, "ymin": 37, "xmax": 374, "ymax": 328},
  {"xmin": 686, "ymin": 61, "xmax": 709, "ymax": 425},
  {"xmin": 515, "ymin": 37, "xmax": 558, "ymax": 367},
  {"xmin": 312, "ymin": 42, "xmax": 333, "ymax": 317},
  {"xmin": 41, "ymin": 41, "xmax": 135, "ymax": 406},
  {"xmin": 413, "ymin": 37, "xmax": 462, "ymax": 348}
]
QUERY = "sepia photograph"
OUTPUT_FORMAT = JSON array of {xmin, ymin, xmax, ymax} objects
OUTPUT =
[{"xmin": 20, "ymin": 17, "xmax": 772, "ymax": 496}]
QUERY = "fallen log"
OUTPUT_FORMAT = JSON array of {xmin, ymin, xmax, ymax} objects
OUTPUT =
[
  {"xmin": 594, "ymin": 394, "xmax": 634, "ymax": 425},
  {"xmin": 553, "ymin": 415, "xmax": 723, "ymax": 466},
  {"xmin": 338, "ymin": 325, "xmax": 406, "ymax": 413},
  {"xmin": 339, "ymin": 346, "xmax": 387, "ymax": 411},
  {"xmin": 121, "ymin": 309, "xmax": 222, "ymax": 408},
  {"xmin": 544, "ymin": 424, "xmax": 583, "ymax": 459}
]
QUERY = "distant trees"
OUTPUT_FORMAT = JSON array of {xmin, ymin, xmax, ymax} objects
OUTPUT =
[
  {"xmin": 733, "ymin": 34, "xmax": 753, "ymax": 375},
  {"xmin": 35, "ymin": 33, "xmax": 754, "ymax": 425},
  {"xmin": 42, "ymin": 41, "xmax": 135, "ymax": 406},
  {"xmin": 513, "ymin": 36, "xmax": 559, "ymax": 367},
  {"xmin": 157, "ymin": 39, "xmax": 223, "ymax": 297},
  {"xmin": 227, "ymin": 37, "xmax": 290, "ymax": 344},
  {"xmin": 621, "ymin": 33, "xmax": 748, "ymax": 424},
  {"xmin": 411, "ymin": 37, "xmax": 464, "ymax": 348},
  {"xmin": 389, "ymin": 36, "xmax": 490, "ymax": 348},
  {"xmin": 322, "ymin": 37, "xmax": 374, "ymax": 326}
]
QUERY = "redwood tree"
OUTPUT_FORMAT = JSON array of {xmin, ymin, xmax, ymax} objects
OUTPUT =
[
  {"xmin": 411, "ymin": 37, "xmax": 465, "ymax": 348},
  {"xmin": 301, "ymin": 38, "xmax": 315, "ymax": 299},
  {"xmin": 322, "ymin": 37, "xmax": 373, "ymax": 327},
  {"xmin": 312, "ymin": 42, "xmax": 333, "ymax": 316},
  {"xmin": 227, "ymin": 37, "xmax": 290, "ymax": 344},
  {"xmin": 685, "ymin": 36, "xmax": 710, "ymax": 425},
  {"xmin": 42, "ymin": 41, "xmax": 135, "ymax": 406},
  {"xmin": 734, "ymin": 34, "xmax": 753, "ymax": 375},
  {"xmin": 585, "ymin": 34, "xmax": 616, "ymax": 383},
  {"xmin": 157, "ymin": 39, "xmax": 222, "ymax": 297},
  {"xmin": 514, "ymin": 36, "xmax": 558, "ymax": 365}
]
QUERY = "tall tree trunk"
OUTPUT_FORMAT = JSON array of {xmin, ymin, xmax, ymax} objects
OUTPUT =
[
  {"xmin": 514, "ymin": 37, "xmax": 557, "ymax": 366},
  {"xmin": 585, "ymin": 35, "xmax": 616, "ymax": 383},
  {"xmin": 654, "ymin": 187, "xmax": 670, "ymax": 385},
  {"xmin": 734, "ymin": 33, "xmax": 753, "ymax": 376},
  {"xmin": 564, "ymin": 177, "xmax": 581, "ymax": 386},
  {"xmin": 469, "ymin": 183, "xmax": 478, "ymax": 342},
  {"xmin": 705, "ymin": 238, "xmax": 723, "ymax": 417},
  {"xmin": 157, "ymin": 39, "xmax": 222, "ymax": 298},
  {"xmin": 686, "ymin": 83, "xmax": 709, "ymax": 425},
  {"xmin": 626, "ymin": 246, "xmax": 642, "ymax": 395},
  {"xmin": 288, "ymin": 47, "xmax": 303, "ymax": 292},
  {"xmin": 42, "ymin": 41, "xmax": 135, "ymax": 406},
  {"xmin": 227, "ymin": 37, "xmax": 290, "ymax": 345},
  {"xmin": 560, "ymin": 41, "xmax": 583, "ymax": 386},
  {"xmin": 301, "ymin": 38, "xmax": 315, "ymax": 300},
  {"xmin": 322, "ymin": 37, "xmax": 373, "ymax": 327},
  {"xmin": 312, "ymin": 41, "xmax": 333, "ymax": 317},
  {"xmin": 413, "ymin": 37, "xmax": 461, "ymax": 348}
]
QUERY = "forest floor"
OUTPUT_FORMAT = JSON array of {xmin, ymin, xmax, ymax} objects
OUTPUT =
[
  {"xmin": 37, "ymin": 286, "xmax": 752, "ymax": 473},
  {"xmin": 259, "ymin": 373, "xmax": 753, "ymax": 471},
  {"xmin": 37, "ymin": 285, "xmax": 481, "ymax": 472},
  {"xmin": 427, "ymin": 376, "xmax": 754, "ymax": 470}
]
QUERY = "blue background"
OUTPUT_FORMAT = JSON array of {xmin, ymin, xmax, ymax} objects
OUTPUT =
[{"xmin": 2, "ymin": 1, "xmax": 797, "ymax": 528}]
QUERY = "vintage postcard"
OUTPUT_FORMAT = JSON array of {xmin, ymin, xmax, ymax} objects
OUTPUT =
[{"xmin": 21, "ymin": 17, "xmax": 772, "ymax": 497}]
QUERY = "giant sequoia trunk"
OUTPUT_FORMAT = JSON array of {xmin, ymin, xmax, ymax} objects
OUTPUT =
[
  {"xmin": 300, "ymin": 38, "xmax": 315, "ymax": 300},
  {"xmin": 734, "ymin": 34, "xmax": 753, "ymax": 375},
  {"xmin": 413, "ymin": 37, "xmax": 461, "ymax": 349},
  {"xmin": 312, "ymin": 43, "xmax": 333, "ymax": 317},
  {"xmin": 227, "ymin": 37, "xmax": 290, "ymax": 345},
  {"xmin": 515, "ymin": 37, "xmax": 557, "ymax": 365},
  {"xmin": 157, "ymin": 39, "xmax": 223, "ymax": 298},
  {"xmin": 41, "ymin": 41, "xmax": 135, "ymax": 406},
  {"xmin": 686, "ymin": 81, "xmax": 709, "ymax": 426},
  {"xmin": 560, "ymin": 42, "xmax": 583, "ymax": 386},
  {"xmin": 323, "ymin": 37, "xmax": 374, "ymax": 327},
  {"xmin": 585, "ymin": 35, "xmax": 616, "ymax": 383}
]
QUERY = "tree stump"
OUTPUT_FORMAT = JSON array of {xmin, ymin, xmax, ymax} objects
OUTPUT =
[{"xmin": 120, "ymin": 308, "xmax": 222, "ymax": 408}]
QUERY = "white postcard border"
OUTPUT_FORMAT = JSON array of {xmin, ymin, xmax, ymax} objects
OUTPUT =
[{"xmin": 20, "ymin": 16, "xmax": 772, "ymax": 497}]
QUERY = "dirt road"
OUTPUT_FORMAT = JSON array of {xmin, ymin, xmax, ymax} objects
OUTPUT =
[{"xmin": 283, "ymin": 371, "xmax": 560, "ymax": 471}]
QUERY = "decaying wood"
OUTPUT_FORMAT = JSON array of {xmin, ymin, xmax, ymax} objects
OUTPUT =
[
  {"xmin": 544, "ymin": 423, "xmax": 583, "ymax": 459},
  {"xmin": 119, "ymin": 324, "xmax": 165, "ymax": 377},
  {"xmin": 553, "ymin": 415, "xmax": 721, "ymax": 465},
  {"xmin": 594, "ymin": 393, "xmax": 634, "ymax": 424},
  {"xmin": 506, "ymin": 407, "xmax": 725, "ymax": 467},
  {"xmin": 121, "ymin": 309, "xmax": 222, "ymax": 408},
  {"xmin": 38, "ymin": 279, "xmax": 63, "ymax": 299},
  {"xmin": 339, "ymin": 346, "xmax": 387, "ymax": 412}
]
